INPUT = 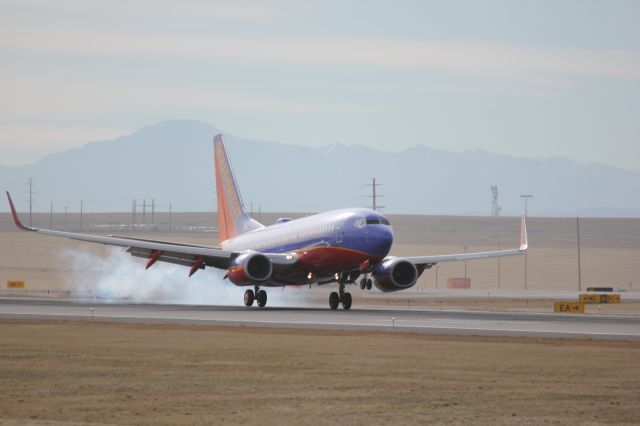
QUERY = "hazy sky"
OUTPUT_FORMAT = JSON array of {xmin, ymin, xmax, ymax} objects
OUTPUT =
[{"xmin": 1, "ymin": 0, "xmax": 639, "ymax": 170}]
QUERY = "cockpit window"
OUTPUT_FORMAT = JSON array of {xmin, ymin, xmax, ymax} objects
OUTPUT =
[
  {"xmin": 365, "ymin": 217, "xmax": 391, "ymax": 226},
  {"xmin": 358, "ymin": 216, "xmax": 391, "ymax": 227}
]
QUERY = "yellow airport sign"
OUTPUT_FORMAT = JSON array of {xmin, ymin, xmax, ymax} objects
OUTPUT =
[
  {"xmin": 579, "ymin": 294, "xmax": 621, "ymax": 304},
  {"xmin": 554, "ymin": 301, "xmax": 585, "ymax": 314},
  {"xmin": 6, "ymin": 280, "xmax": 25, "ymax": 289}
]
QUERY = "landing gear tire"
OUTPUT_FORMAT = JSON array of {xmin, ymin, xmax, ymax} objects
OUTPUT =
[
  {"xmin": 329, "ymin": 292, "xmax": 340, "ymax": 310},
  {"xmin": 342, "ymin": 292, "xmax": 352, "ymax": 310},
  {"xmin": 366, "ymin": 279, "xmax": 373, "ymax": 290},
  {"xmin": 360, "ymin": 278, "xmax": 366, "ymax": 290},
  {"xmin": 256, "ymin": 289, "xmax": 268, "ymax": 307},
  {"xmin": 244, "ymin": 289, "xmax": 255, "ymax": 307}
]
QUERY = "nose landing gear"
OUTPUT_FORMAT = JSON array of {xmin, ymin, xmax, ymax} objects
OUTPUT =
[{"xmin": 359, "ymin": 277, "xmax": 373, "ymax": 290}]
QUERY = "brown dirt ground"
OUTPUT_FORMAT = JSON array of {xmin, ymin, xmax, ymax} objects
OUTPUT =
[{"xmin": 1, "ymin": 319, "xmax": 639, "ymax": 425}]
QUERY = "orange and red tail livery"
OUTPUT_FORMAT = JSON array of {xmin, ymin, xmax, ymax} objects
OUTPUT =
[{"xmin": 213, "ymin": 134, "xmax": 264, "ymax": 242}]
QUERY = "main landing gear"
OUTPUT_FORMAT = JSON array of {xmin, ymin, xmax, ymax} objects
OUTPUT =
[
  {"xmin": 329, "ymin": 283, "xmax": 352, "ymax": 310},
  {"xmin": 244, "ymin": 286, "xmax": 267, "ymax": 308}
]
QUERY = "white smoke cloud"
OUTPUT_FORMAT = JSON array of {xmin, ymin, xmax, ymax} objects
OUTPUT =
[{"xmin": 59, "ymin": 246, "xmax": 313, "ymax": 307}]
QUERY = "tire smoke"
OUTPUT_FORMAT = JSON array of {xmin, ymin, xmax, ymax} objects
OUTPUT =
[{"xmin": 60, "ymin": 247, "xmax": 312, "ymax": 307}]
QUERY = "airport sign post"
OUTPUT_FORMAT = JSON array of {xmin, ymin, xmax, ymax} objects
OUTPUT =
[
  {"xmin": 6, "ymin": 280, "xmax": 25, "ymax": 289},
  {"xmin": 554, "ymin": 301, "xmax": 585, "ymax": 314},
  {"xmin": 579, "ymin": 294, "xmax": 621, "ymax": 304},
  {"xmin": 448, "ymin": 278, "xmax": 471, "ymax": 289}
]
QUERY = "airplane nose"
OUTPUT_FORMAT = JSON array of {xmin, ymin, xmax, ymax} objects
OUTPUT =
[{"xmin": 370, "ymin": 226, "xmax": 393, "ymax": 257}]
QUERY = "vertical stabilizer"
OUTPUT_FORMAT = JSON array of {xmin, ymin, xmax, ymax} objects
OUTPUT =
[{"xmin": 213, "ymin": 134, "xmax": 264, "ymax": 242}]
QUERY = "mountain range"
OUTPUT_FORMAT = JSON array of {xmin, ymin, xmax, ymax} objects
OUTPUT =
[{"xmin": 2, "ymin": 119, "xmax": 639, "ymax": 217}]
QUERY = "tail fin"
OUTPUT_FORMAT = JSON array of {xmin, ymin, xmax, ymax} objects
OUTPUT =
[{"xmin": 213, "ymin": 134, "xmax": 264, "ymax": 242}]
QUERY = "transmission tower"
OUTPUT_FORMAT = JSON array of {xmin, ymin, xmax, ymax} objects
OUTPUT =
[
  {"xmin": 132, "ymin": 198, "xmax": 156, "ymax": 226},
  {"xmin": 490, "ymin": 185, "xmax": 501, "ymax": 217},
  {"xmin": 366, "ymin": 178, "xmax": 385, "ymax": 212}
]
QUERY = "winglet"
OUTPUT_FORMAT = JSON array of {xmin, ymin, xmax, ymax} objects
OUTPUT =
[
  {"xmin": 519, "ymin": 215, "xmax": 528, "ymax": 251},
  {"xmin": 6, "ymin": 191, "xmax": 32, "ymax": 232}
]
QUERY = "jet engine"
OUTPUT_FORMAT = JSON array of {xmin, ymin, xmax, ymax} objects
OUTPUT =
[
  {"xmin": 372, "ymin": 258, "xmax": 418, "ymax": 292},
  {"xmin": 226, "ymin": 252, "xmax": 273, "ymax": 285}
]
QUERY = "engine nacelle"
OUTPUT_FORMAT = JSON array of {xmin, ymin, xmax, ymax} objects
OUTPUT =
[
  {"xmin": 372, "ymin": 258, "xmax": 418, "ymax": 292},
  {"xmin": 226, "ymin": 252, "xmax": 273, "ymax": 286}
]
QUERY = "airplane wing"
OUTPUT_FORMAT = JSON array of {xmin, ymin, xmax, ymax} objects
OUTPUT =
[
  {"xmin": 399, "ymin": 215, "xmax": 528, "ymax": 268},
  {"xmin": 5, "ymin": 192, "xmax": 296, "ymax": 275}
]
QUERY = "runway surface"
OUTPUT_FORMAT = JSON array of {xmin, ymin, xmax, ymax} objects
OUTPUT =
[{"xmin": 2, "ymin": 298, "xmax": 639, "ymax": 340}]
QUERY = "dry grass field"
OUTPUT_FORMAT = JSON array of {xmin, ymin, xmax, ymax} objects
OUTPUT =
[{"xmin": 1, "ymin": 319, "xmax": 639, "ymax": 425}]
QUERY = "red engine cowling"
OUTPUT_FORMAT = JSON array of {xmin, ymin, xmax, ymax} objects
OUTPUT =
[
  {"xmin": 226, "ymin": 252, "xmax": 273, "ymax": 286},
  {"xmin": 372, "ymin": 258, "xmax": 418, "ymax": 292}
]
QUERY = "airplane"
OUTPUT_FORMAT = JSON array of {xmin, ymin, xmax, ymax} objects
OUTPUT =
[{"xmin": 6, "ymin": 134, "xmax": 528, "ymax": 310}]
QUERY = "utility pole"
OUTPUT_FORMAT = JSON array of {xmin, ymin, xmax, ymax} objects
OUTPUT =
[
  {"xmin": 151, "ymin": 199, "xmax": 155, "ymax": 225},
  {"xmin": 80, "ymin": 200, "xmax": 83, "ymax": 231},
  {"xmin": 577, "ymin": 217, "xmax": 582, "ymax": 292},
  {"xmin": 520, "ymin": 195, "xmax": 533, "ymax": 290},
  {"xmin": 464, "ymin": 246, "xmax": 468, "ymax": 285},
  {"xmin": 26, "ymin": 177, "xmax": 35, "ymax": 227},
  {"xmin": 497, "ymin": 237, "xmax": 501, "ymax": 290},
  {"xmin": 64, "ymin": 206, "xmax": 69, "ymax": 230},
  {"xmin": 520, "ymin": 195, "xmax": 532, "ymax": 216},
  {"xmin": 366, "ymin": 178, "xmax": 384, "ymax": 212}
]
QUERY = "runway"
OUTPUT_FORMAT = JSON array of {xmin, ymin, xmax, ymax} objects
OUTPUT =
[{"xmin": 1, "ymin": 298, "xmax": 639, "ymax": 341}]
